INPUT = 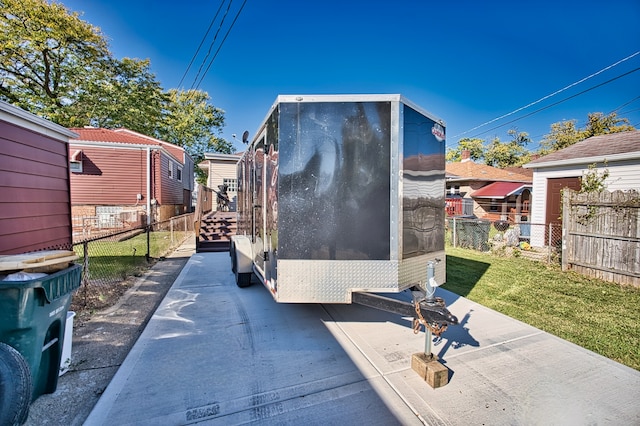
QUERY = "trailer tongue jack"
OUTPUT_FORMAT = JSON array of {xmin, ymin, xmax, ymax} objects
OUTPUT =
[{"xmin": 352, "ymin": 260, "xmax": 457, "ymax": 388}]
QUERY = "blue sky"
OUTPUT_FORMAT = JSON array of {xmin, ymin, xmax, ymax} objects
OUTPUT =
[{"xmin": 60, "ymin": 0, "xmax": 640, "ymax": 153}]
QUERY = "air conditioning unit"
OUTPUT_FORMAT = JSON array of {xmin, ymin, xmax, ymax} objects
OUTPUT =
[{"xmin": 69, "ymin": 160, "xmax": 82, "ymax": 173}]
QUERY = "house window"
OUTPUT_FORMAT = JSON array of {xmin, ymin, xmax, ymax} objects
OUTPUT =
[
  {"xmin": 223, "ymin": 178, "xmax": 237, "ymax": 192},
  {"xmin": 168, "ymin": 161, "xmax": 173, "ymax": 179},
  {"xmin": 176, "ymin": 167, "xmax": 182, "ymax": 182},
  {"xmin": 490, "ymin": 198, "xmax": 499, "ymax": 212}
]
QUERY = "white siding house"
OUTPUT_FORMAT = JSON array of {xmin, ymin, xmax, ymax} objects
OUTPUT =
[
  {"xmin": 200, "ymin": 152, "xmax": 242, "ymax": 210},
  {"xmin": 524, "ymin": 131, "xmax": 640, "ymax": 246}
]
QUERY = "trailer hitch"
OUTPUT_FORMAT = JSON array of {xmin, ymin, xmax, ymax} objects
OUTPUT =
[
  {"xmin": 352, "ymin": 259, "xmax": 457, "ymax": 336},
  {"xmin": 351, "ymin": 291, "xmax": 457, "ymax": 333},
  {"xmin": 412, "ymin": 293, "xmax": 458, "ymax": 335}
]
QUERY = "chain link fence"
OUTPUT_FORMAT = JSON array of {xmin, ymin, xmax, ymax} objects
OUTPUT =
[
  {"xmin": 67, "ymin": 212, "xmax": 563, "ymax": 312},
  {"xmin": 71, "ymin": 213, "xmax": 194, "ymax": 312},
  {"xmin": 446, "ymin": 217, "xmax": 563, "ymax": 263}
]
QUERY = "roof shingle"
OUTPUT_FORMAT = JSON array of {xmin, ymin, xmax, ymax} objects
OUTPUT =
[
  {"xmin": 446, "ymin": 160, "xmax": 532, "ymax": 182},
  {"xmin": 70, "ymin": 127, "xmax": 163, "ymax": 146},
  {"xmin": 526, "ymin": 130, "xmax": 640, "ymax": 167}
]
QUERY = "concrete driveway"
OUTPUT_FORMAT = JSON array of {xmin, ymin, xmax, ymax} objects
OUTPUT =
[{"xmin": 85, "ymin": 251, "xmax": 640, "ymax": 425}]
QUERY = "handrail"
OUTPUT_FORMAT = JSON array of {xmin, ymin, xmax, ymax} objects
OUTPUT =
[{"xmin": 194, "ymin": 185, "xmax": 214, "ymax": 238}]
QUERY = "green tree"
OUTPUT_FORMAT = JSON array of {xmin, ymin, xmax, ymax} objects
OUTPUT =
[
  {"xmin": 68, "ymin": 57, "xmax": 168, "ymax": 135},
  {"xmin": 584, "ymin": 112, "xmax": 635, "ymax": 137},
  {"xmin": 1, "ymin": 0, "xmax": 231, "ymax": 177},
  {"xmin": 446, "ymin": 137, "xmax": 484, "ymax": 162},
  {"xmin": 539, "ymin": 119, "xmax": 584, "ymax": 154},
  {"xmin": 0, "ymin": 0, "xmax": 111, "ymax": 121},
  {"xmin": 156, "ymin": 89, "xmax": 231, "ymax": 184},
  {"xmin": 540, "ymin": 112, "xmax": 635, "ymax": 154},
  {"xmin": 484, "ymin": 129, "xmax": 531, "ymax": 168}
]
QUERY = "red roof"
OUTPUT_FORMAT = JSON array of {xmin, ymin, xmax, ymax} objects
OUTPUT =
[
  {"xmin": 69, "ymin": 127, "xmax": 187, "ymax": 161},
  {"xmin": 471, "ymin": 181, "xmax": 532, "ymax": 199},
  {"xmin": 446, "ymin": 160, "xmax": 532, "ymax": 182},
  {"xmin": 70, "ymin": 127, "xmax": 162, "ymax": 146}
]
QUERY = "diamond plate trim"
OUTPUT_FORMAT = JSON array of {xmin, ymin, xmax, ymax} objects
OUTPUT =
[{"xmin": 275, "ymin": 251, "xmax": 445, "ymax": 303}]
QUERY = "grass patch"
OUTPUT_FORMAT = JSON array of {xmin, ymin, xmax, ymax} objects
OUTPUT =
[
  {"xmin": 71, "ymin": 231, "xmax": 181, "ymax": 313},
  {"xmin": 443, "ymin": 246, "xmax": 640, "ymax": 371},
  {"xmin": 74, "ymin": 231, "xmax": 174, "ymax": 280}
]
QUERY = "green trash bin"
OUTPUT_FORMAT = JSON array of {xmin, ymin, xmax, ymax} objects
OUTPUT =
[{"xmin": 0, "ymin": 263, "xmax": 81, "ymax": 401}]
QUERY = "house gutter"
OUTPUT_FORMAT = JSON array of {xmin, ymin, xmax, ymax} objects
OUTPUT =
[
  {"xmin": 523, "ymin": 151, "xmax": 640, "ymax": 169},
  {"xmin": 71, "ymin": 140, "xmax": 183, "ymax": 163},
  {"xmin": 0, "ymin": 100, "xmax": 78, "ymax": 142}
]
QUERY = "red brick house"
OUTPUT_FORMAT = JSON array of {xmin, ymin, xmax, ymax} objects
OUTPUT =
[
  {"xmin": 68, "ymin": 128, "xmax": 194, "ymax": 233},
  {"xmin": 0, "ymin": 100, "xmax": 77, "ymax": 254},
  {"xmin": 446, "ymin": 150, "xmax": 532, "ymax": 222}
]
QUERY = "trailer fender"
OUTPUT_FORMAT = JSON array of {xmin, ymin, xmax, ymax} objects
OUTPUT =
[{"xmin": 230, "ymin": 235, "xmax": 253, "ymax": 274}]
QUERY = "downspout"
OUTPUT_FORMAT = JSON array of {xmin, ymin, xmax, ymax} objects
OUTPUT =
[
  {"xmin": 146, "ymin": 146, "xmax": 151, "ymax": 225},
  {"xmin": 146, "ymin": 146, "xmax": 151, "ymax": 261}
]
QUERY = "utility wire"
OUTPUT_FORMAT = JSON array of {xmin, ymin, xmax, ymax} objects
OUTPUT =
[
  {"xmin": 177, "ymin": 2, "xmax": 227, "ymax": 89},
  {"xmin": 453, "ymin": 51, "xmax": 640, "ymax": 139},
  {"xmin": 193, "ymin": 0, "xmax": 247, "ymax": 91},
  {"xmin": 467, "ymin": 66, "xmax": 640, "ymax": 139},
  {"xmin": 609, "ymin": 95, "xmax": 640, "ymax": 115},
  {"xmin": 189, "ymin": 0, "xmax": 235, "ymax": 91}
]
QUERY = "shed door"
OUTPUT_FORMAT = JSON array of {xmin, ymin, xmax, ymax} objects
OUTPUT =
[
  {"xmin": 545, "ymin": 177, "xmax": 581, "ymax": 224},
  {"xmin": 545, "ymin": 177, "xmax": 581, "ymax": 245}
]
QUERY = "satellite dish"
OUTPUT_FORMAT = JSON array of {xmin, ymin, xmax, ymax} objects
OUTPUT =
[{"xmin": 242, "ymin": 130, "xmax": 249, "ymax": 144}]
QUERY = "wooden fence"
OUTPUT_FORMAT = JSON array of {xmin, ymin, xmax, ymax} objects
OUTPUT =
[
  {"xmin": 562, "ymin": 189, "xmax": 640, "ymax": 286},
  {"xmin": 193, "ymin": 185, "xmax": 214, "ymax": 240}
]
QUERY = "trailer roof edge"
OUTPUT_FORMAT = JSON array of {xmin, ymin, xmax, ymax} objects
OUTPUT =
[{"xmin": 248, "ymin": 94, "xmax": 446, "ymax": 145}]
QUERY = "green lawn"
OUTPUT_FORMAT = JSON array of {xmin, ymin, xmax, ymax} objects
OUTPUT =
[
  {"xmin": 74, "ymin": 231, "xmax": 178, "ymax": 280},
  {"xmin": 443, "ymin": 246, "xmax": 640, "ymax": 371}
]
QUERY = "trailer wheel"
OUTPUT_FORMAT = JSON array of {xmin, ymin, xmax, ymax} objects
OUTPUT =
[{"xmin": 0, "ymin": 342, "xmax": 32, "ymax": 426}]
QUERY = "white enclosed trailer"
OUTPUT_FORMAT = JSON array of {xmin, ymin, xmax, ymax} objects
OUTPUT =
[{"xmin": 230, "ymin": 95, "xmax": 456, "ymax": 345}]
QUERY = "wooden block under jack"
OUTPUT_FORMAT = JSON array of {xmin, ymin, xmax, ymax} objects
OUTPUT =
[{"xmin": 411, "ymin": 352, "xmax": 449, "ymax": 388}]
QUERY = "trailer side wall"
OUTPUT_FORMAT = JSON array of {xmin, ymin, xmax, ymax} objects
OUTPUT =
[{"xmin": 401, "ymin": 105, "xmax": 446, "ymax": 259}]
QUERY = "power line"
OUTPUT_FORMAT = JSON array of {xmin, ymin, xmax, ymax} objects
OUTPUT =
[
  {"xmin": 192, "ymin": 0, "xmax": 247, "ymax": 91},
  {"xmin": 189, "ymin": 0, "xmax": 236, "ymax": 91},
  {"xmin": 467, "ymin": 66, "xmax": 640, "ymax": 139},
  {"xmin": 609, "ymin": 95, "xmax": 640, "ymax": 115},
  {"xmin": 525, "ymin": 96, "xmax": 640, "ymax": 142},
  {"xmin": 177, "ymin": 2, "xmax": 227, "ymax": 89},
  {"xmin": 453, "ymin": 51, "xmax": 640, "ymax": 139}
]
